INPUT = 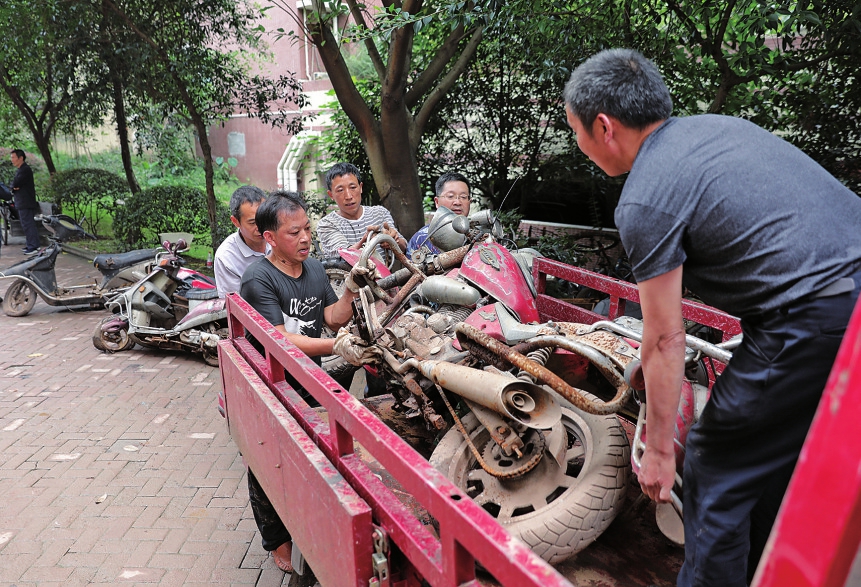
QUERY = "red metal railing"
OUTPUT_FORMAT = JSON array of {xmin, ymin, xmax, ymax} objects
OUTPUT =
[
  {"xmin": 533, "ymin": 257, "xmax": 742, "ymax": 340},
  {"xmin": 219, "ymin": 293, "xmax": 573, "ymax": 587}
]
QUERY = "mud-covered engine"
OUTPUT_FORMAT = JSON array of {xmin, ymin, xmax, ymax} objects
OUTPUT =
[{"xmin": 372, "ymin": 305, "xmax": 474, "ymax": 429}]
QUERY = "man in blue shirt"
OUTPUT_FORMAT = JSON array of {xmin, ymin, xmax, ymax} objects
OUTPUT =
[{"xmin": 406, "ymin": 171, "xmax": 472, "ymax": 257}]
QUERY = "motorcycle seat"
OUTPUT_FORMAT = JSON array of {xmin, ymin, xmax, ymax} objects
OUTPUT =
[
  {"xmin": 93, "ymin": 248, "xmax": 158, "ymax": 272},
  {"xmin": 184, "ymin": 288, "xmax": 220, "ymax": 301}
]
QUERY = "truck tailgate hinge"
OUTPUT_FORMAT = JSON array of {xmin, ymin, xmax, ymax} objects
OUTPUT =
[{"xmin": 369, "ymin": 526, "xmax": 390, "ymax": 587}]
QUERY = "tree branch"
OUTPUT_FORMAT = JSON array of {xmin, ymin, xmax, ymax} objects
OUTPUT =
[
  {"xmin": 413, "ymin": 26, "xmax": 483, "ymax": 141},
  {"xmin": 343, "ymin": 0, "xmax": 386, "ymax": 81},
  {"xmin": 308, "ymin": 0, "xmax": 377, "ymax": 139},
  {"xmin": 385, "ymin": 0, "xmax": 423, "ymax": 95},
  {"xmin": 405, "ymin": 22, "xmax": 468, "ymax": 108}
]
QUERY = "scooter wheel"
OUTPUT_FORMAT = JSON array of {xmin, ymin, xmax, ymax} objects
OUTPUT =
[
  {"xmin": 203, "ymin": 350, "xmax": 219, "ymax": 367},
  {"xmin": 3, "ymin": 280, "xmax": 37, "ymax": 317},
  {"xmin": 93, "ymin": 315, "xmax": 135, "ymax": 352}
]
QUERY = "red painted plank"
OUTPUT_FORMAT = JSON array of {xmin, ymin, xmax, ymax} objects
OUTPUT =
[{"xmin": 220, "ymin": 343, "xmax": 374, "ymax": 587}]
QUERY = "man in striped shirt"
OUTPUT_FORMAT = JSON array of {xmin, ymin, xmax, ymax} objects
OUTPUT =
[{"xmin": 316, "ymin": 162, "xmax": 407, "ymax": 260}]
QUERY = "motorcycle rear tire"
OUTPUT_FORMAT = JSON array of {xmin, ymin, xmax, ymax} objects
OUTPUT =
[
  {"xmin": 3, "ymin": 280, "xmax": 37, "ymax": 317},
  {"xmin": 93, "ymin": 315, "xmax": 136, "ymax": 352},
  {"xmin": 322, "ymin": 355, "xmax": 359, "ymax": 389},
  {"xmin": 429, "ymin": 406, "xmax": 630, "ymax": 564}
]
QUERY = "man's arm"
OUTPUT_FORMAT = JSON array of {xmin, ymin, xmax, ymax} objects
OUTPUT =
[
  {"xmin": 11, "ymin": 166, "xmax": 30, "ymax": 190},
  {"xmin": 323, "ymin": 288, "xmax": 358, "ymax": 331},
  {"xmin": 274, "ymin": 325, "xmax": 337, "ymax": 357},
  {"xmin": 636, "ymin": 265, "xmax": 686, "ymax": 503}
]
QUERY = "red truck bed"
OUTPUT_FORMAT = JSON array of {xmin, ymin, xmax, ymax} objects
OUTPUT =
[{"xmin": 218, "ymin": 258, "xmax": 860, "ymax": 587}]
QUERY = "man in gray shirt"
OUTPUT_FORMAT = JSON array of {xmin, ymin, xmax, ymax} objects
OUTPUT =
[{"xmin": 564, "ymin": 49, "xmax": 861, "ymax": 586}]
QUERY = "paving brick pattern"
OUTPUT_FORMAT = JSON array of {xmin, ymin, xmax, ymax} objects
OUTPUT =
[{"xmin": 0, "ymin": 245, "xmax": 289, "ymax": 586}]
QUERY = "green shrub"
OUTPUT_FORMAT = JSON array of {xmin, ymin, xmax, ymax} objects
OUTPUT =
[
  {"xmin": 113, "ymin": 185, "xmax": 227, "ymax": 250},
  {"xmin": 211, "ymin": 202, "xmax": 234, "ymax": 250},
  {"xmin": 49, "ymin": 168, "xmax": 129, "ymax": 237}
]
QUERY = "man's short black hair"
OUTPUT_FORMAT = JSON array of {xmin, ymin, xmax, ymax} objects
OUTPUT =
[
  {"xmin": 325, "ymin": 162, "xmax": 362, "ymax": 190},
  {"xmin": 434, "ymin": 171, "xmax": 471, "ymax": 198},
  {"xmin": 256, "ymin": 190, "xmax": 307, "ymax": 234},
  {"xmin": 11, "ymin": 149, "xmax": 26, "ymax": 160},
  {"xmin": 228, "ymin": 185, "xmax": 267, "ymax": 220},
  {"xmin": 563, "ymin": 48, "xmax": 672, "ymax": 134}
]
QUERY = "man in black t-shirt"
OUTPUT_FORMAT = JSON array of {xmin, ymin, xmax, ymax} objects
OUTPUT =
[{"xmin": 238, "ymin": 190, "xmax": 378, "ymax": 573}]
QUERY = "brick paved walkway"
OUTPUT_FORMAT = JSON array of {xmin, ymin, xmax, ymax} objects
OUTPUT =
[{"xmin": 0, "ymin": 244, "xmax": 289, "ymax": 586}]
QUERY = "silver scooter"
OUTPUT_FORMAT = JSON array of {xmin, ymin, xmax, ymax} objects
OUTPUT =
[{"xmin": 0, "ymin": 214, "xmax": 156, "ymax": 317}]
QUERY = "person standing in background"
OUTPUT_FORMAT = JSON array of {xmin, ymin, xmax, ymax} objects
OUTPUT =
[
  {"xmin": 10, "ymin": 149, "xmax": 40, "ymax": 254},
  {"xmin": 214, "ymin": 185, "xmax": 269, "ymax": 297}
]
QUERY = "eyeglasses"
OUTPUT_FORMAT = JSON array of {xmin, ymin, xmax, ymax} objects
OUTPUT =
[{"xmin": 440, "ymin": 193, "xmax": 470, "ymax": 202}]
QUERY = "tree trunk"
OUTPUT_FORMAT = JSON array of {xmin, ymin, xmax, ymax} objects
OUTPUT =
[
  {"xmin": 373, "ymin": 99, "xmax": 425, "ymax": 238},
  {"xmin": 111, "ymin": 75, "xmax": 140, "ymax": 194},
  {"xmin": 32, "ymin": 129, "xmax": 56, "ymax": 175},
  {"xmin": 367, "ymin": 144, "xmax": 425, "ymax": 238},
  {"xmin": 191, "ymin": 115, "xmax": 220, "ymax": 251}
]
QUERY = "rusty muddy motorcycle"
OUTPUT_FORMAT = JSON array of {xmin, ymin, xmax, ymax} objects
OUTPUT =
[{"xmin": 335, "ymin": 207, "xmax": 740, "ymax": 564}]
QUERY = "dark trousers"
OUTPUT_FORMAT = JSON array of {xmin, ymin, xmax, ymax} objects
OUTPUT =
[
  {"xmin": 18, "ymin": 208, "xmax": 40, "ymax": 251},
  {"xmin": 247, "ymin": 468, "xmax": 291, "ymax": 551},
  {"xmin": 678, "ymin": 271, "xmax": 861, "ymax": 587}
]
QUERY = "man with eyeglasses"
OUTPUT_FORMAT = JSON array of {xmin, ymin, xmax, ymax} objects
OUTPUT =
[{"xmin": 407, "ymin": 171, "xmax": 472, "ymax": 257}]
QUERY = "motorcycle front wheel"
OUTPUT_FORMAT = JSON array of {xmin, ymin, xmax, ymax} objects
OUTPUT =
[
  {"xmin": 1, "ymin": 209, "xmax": 9, "ymax": 245},
  {"xmin": 93, "ymin": 315, "xmax": 135, "ymax": 352},
  {"xmin": 430, "ymin": 406, "xmax": 630, "ymax": 564},
  {"xmin": 3, "ymin": 280, "xmax": 37, "ymax": 317}
]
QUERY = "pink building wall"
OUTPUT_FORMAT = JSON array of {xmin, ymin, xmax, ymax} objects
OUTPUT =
[{"xmin": 199, "ymin": 6, "xmax": 341, "ymax": 193}]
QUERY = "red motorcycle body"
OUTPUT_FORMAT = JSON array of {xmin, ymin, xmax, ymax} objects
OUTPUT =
[
  {"xmin": 177, "ymin": 267, "xmax": 216, "ymax": 290},
  {"xmin": 458, "ymin": 241, "xmax": 540, "ymax": 323},
  {"xmin": 337, "ymin": 248, "xmax": 393, "ymax": 278}
]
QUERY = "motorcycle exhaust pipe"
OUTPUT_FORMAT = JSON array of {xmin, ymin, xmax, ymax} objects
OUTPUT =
[{"xmin": 416, "ymin": 360, "xmax": 561, "ymax": 429}]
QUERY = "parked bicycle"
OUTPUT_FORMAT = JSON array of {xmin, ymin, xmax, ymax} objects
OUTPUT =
[{"xmin": 0, "ymin": 182, "xmax": 15, "ymax": 246}]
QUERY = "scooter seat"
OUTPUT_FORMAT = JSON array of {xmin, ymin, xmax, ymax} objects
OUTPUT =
[
  {"xmin": 93, "ymin": 248, "xmax": 158, "ymax": 272},
  {"xmin": 184, "ymin": 287, "xmax": 220, "ymax": 301}
]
